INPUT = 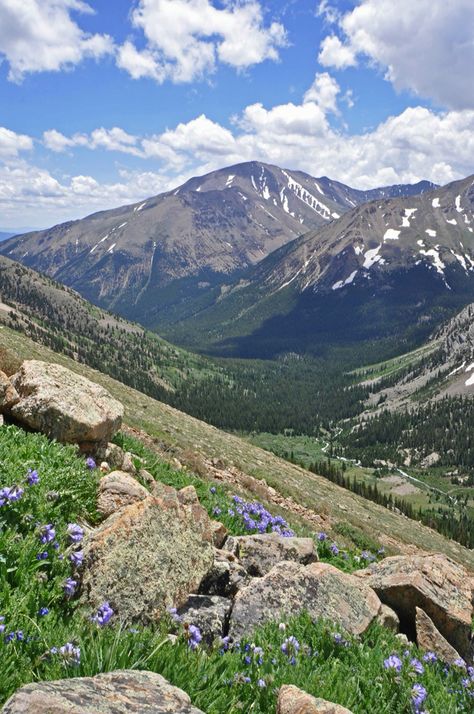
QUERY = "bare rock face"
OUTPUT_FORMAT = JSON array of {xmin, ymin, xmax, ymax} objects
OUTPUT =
[
  {"xmin": 416, "ymin": 607, "xmax": 462, "ymax": 665},
  {"xmin": 10, "ymin": 361, "xmax": 123, "ymax": 447},
  {"xmin": 277, "ymin": 685, "xmax": 353, "ymax": 714},
  {"xmin": 225, "ymin": 532, "xmax": 318, "ymax": 576},
  {"xmin": 229, "ymin": 561, "xmax": 381, "ymax": 640},
  {"xmin": 81, "ymin": 495, "xmax": 214, "ymax": 623},
  {"xmin": 0, "ymin": 370, "xmax": 19, "ymax": 410},
  {"xmin": 354, "ymin": 554, "xmax": 473, "ymax": 659},
  {"xmin": 377, "ymin": 604, "xmax": 400, "ymax": 633},
  {"xmin": 177, "ymin": 594, "xmax": 232, "ymax": 644},
  {"xmin": 1, "ymin": 670, "xmax": 205, "ymax": 713},
  {"xmin": 97, "ymin": 470, "xmax": 149, "ymax": 517}
]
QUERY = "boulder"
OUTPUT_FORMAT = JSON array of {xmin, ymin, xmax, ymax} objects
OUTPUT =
[
  {"xmin": 0, "ymin": 370, "xmax": 19, "ymax": 411},
  {"xmin": 81, "ymin": 495, "xmax": 214, "ymax": 623},
  {"xmin": 177, "ymin": 594, "xmax": 232, "ymax": 644},
  {"xmin": 199, "ymin": 548, "xmax": 248, "ymax": 598},
  {"xmin": 178, "ymin": 485, "xmax": 199, "ymax": 505},
  {"xmin": 97, "ymin": 470, "xmax": 149, "ymax": 517},
  {"xmin": 225, "ymin": 532, "xmax": 317, "ymax": 576},
  {"xmin": 229, "ymin": 561, "xmax": 381, "ymax": 640},
  {"xmin": 210, "ymin": 520, "xmax": 228, "ymax": 548},
  {"xmin": 121, "ymin": 451, "xmax": 137, "ymax": 474},
  {"xmin": 277, "ymin": 685, "xmax": 353, "ymax": 714},
  {"xmin": 104, "ymin": 442, "xmax": 125, "ymax": 470},
  {"xmin": 10, "ymin": 361, "xmax": 123, "ymax": 447},
  {"xmin": 354, "ymin": 554, "xmax": 473, "ymax": 659},
  {"xmin": 377, "ymin": 604, "xmax": 400, "ymax": 633},
  {"xmin": 416, "ymin": 607, "xmax": 462, "ymax": 665},
  {"xmin": 1, "ymin": 670, "xmax": 205, "ymax": 713}
]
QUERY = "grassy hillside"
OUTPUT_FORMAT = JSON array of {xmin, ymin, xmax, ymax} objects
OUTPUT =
[
  {"xmin": 1, "ymin": 424, "xmax": 473, "ymax": 713},
  {"xmin": 1, "ymin": 324, "xmax": 473, "ymax": 570}
]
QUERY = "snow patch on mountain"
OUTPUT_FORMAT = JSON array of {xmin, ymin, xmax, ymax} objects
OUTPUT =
[{"xmin": 383, "ymin": 229, "xmax": 401, "ymax": 241}]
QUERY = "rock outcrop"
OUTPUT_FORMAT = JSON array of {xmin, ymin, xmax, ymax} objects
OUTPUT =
[
  {"xmin": 277, "ymin": 685, "xmax": 353, "ymax": 714},
  {"xmin": 81, "ymin": 495, "xmax": 214, "ymax": 623},
  {"xmin": 1, "ymin": 670, "xmax": 205, "ymax": 713},
  {"xmin": 97, "ymin": 470, "xmax": 149, "ymax": 517},
  {"xmin": 224, "ymin": 532, "xmax": 317, "ymax": 576},
  {"xmin": 354, "ymin": 554, "xmax": 473, "ymax": 659},
  {"xmin": 229, "ymin": 561, "xmax": 381, "ymax": 640},
  {"xmin": 8, "ymin": 361, "xmax": 123, "ymax": 448},
  {"xmin": 416, "ymin": 607, "xmax": 462, "ymax": 665},
  {"xmin": 0, "ymin": 370, "xmax": 19, "ymax": 410},
  {"xmin": 199, "ymin": 548, "xmax": 248, "ymax": 598}
]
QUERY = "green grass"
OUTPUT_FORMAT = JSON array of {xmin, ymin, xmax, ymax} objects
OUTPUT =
[{"xmin": 1, "ymin": 424, "xmax": 474, "ymax": 712}]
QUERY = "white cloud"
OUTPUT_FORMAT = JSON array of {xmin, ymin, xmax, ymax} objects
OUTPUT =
[
  {"xmin": 318, "ymin": 35, "xmax": 356, "ymax": 69},
  {"xmin": 303, "ymin": 72, "xmax": 340, "ymax": 113},
  {"xmin": 0, "ymin": 127, "xmax": 33, "ymax": 157},
  {"xmin": 117, "ymin": 0, "xmax": 287, "ymax": 84},
  {"xmin": 43, "ymin": 127, "xmax": 143, "ymax": 156},
  {"xmin": 319, "ymin": 0, "xmax": 474, "ymax": 109},
  {"xmin": 0, "ymin": 0, "xmax": 113, "ymax": 81}
]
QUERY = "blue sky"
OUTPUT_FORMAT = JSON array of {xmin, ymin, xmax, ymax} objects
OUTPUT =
[{"xmin": 0, "ymin": 0, "xmax": 473, "ymax": 228}]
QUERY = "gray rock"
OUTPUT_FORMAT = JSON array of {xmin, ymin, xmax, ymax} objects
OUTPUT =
[
  {"xmin": 178, "ymin": 594, "xmax": 232, "ymax": 644},
  {"xmin": 277, "ymin": 685, "xmax": 353, "ymax": 714},
  {"xmin": 229, "ymin": 561, "xmax": 381, "ymax": 640},
  {"xmin": 10, "ymin": 361, "xmax": 123, "ymax": 447},
  {"xmin": 199, "ymin": 548, "xmax": 248, "ymax": 598},
  {"xmin": 1, "ymin": 670, "xmax": 205, "ymax": 713},
  {"xmin": 210, "ymin": 521, "xmax": 228, "ymax": 548},
  {"xmin": 81, "ymin": 495, "xmax": 214, "ymax": 624},
  {"xmin": 354, "ymin": 554, "xmax": 473, "ymax": 659},
  {"xmin": 122, "ymin": 451, "xmax": 137, "ymax": 474},
  {"xmin": 97, "ymin": 470, "xmax": 149, "ymax": 518},
  {"xmin": 225, "ymin": 532, "xmax": 317, "ymax": 576}
]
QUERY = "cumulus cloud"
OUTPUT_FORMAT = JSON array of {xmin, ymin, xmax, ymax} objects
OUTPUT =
[
  {"xmin": 303, "ymin": 72, "xmax": 341, "ymax": 113},
  {"xmin": 0, "ymin": 0, "xmax": 113, "ymax": 81},
  {"xmin": 43, "ymin": 127, "xmax": 143, "ymax": 157},
  {"xmin": 318, "ymin": 0, "xmax": 474, "ymax": 109},
  {"xmin": 0, "ymin": 127, "xmax": 33, "ymax": 157},
  {"xmin": 117, "ymin": 0, "xmax": 287, "ymax": 83}
]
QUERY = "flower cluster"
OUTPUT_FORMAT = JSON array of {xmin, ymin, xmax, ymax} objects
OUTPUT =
[
  {"xmin": 228, "ymin": 495, "xmax": 294, "ymax": 536},
  {"xmin": 50, "ymin": 642, "xmax": 81, "ymax": 666},
  {"xmin": 187, "ymin": 624, "xmax": 202, "ymax": 650},
  {"xmin": 92, "ymin": 602, "xmax": 114, "ymax": 626}
]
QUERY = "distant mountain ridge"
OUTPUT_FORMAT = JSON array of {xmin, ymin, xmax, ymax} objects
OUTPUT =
[
  {"xmin": 162, "ymin": 174, "xmax": 474, "ymax": 358},
  {"xmin": 0, "ymin": 161, "xmax": 435, "ymax": 324}
]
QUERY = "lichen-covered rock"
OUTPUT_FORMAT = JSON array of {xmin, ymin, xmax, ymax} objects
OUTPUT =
[
  {"xmin": 178, "ymin": 485, "xmax": 199, "ymax": 505},
  {"xmin": 121, "ymin": 451, "xmax": 137, "ymax": 474},
  {"xmin": 277, "ymin": 685, "xmax": 353, "ymax": 714},
  {"xmin": 178, "ymin": 594, "xmax": 232, "ymax": 644},
  {"xmin": 354, "ymin": 554, "xmax": 473, "ymax": 659},
  {"xmin": 97, "ymin": 470, "xmax": 149, "ymax": 517},
  {"xmin": 10, "ymin": 361, "xmax": 123, "ymax": 446},
  {"xmin": 225, "ymin": 532, "xmax": 317, "ymax": 576},
  {"xmin": 416, "ymin": 607, "xmax": 462, "ymax": 665},
  {"xmin": 199, "ymin": 548, "xmax": 248, "ymax": 598},
  {"xmin": 0, "ymin": 370, "xmax": 19, "ymax": 411},
  {"xmin": 1, "ymin": 670, "xmax": 205, "ymax": 713},
  {"xmin": 81, "ymin": 495, "xmax": 214, "ymax": 623},
  {"xmin": 229, "ymin": 561, "xmax": 381, "ymax": 640},
  {"xmin": 103, "ymin": 442, "xmax": 125, "ymax": 470}
]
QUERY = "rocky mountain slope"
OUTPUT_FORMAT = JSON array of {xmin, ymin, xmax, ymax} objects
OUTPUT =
[
  {"xmin": 0, "ymin": 162, "xmax": 434, "ymax": 326},
  {"xmin": 165, "ymin": 175, "xmax": 474, "ymax": 358}
]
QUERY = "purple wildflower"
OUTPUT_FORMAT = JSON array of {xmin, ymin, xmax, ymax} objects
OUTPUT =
[
  {"xmin": 67, "ymin": 523, "xmax": 84, "ymax": 544},
  {"xmin": 318, "ymin": 532, "xmax": 327, "ymax": 541},
  {"xmin": 38, "ymin": 607, "xmax": 49, "ymax": 616},
  {"xmin": 187, "ymin": 624, "xmax": 202, "ymax": 650},
  {"xmin": 39, "ymin": 524, "xmax": 56, "ymax": 544},
  {"xmin": 422, "ymin": 651, "xmax": 437, "ymax": 663},
  {"xmin": 210, "ymin": 487, "xmax": 216, "ymax": 494},
  {"xmin": 36, "ymin": 551, "xmax": 49, "ymax": 560},
  {"xmin": 281, "ymin": 635, "xmax": 300, "ymax": 658},
  {"xmin": 26, "ymin": 469, "xmax": 40, "ymax": 486},
  {"xmin": 384, "ymin": 654, "xmax": 402, "ymax": 672},
  {"xmin": 69, "ymin": 550, "xmax": 83, "ymax": 567},
  {"xmin": 410, "ymin": 658, "xmax": 424, "ymax": 674},
  {"xmin": 411, "ymin": 684, "xmax": 427, "ymax": 710},
  {"xmin": 330, "ymin": 543, "xmax": 339, "ymax": 555},
  {"xmin": 63, "ymin": 577, "xmax": 77, "ymax": 597},
  {"xmin": 59, "ymin": 642, "xmax": 81, "ymax": 666},
  {"xmin": 168, "ymin": 607, "xmax": 181, "ymax": 623},
  {"xmin": 92, "ymin": 602, "xmax": 114, "ymax": 626},
  {"xmin": 85, "ymin": 457, "xmax": 96, "ymax": 470},
  {"xmin": 257, "ymin": 678, "xmax": 266, "ymax": 688}
]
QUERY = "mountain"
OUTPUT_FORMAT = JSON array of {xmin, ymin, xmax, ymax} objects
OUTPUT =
[
  {"xmin": 0, "ymin": 232, "xmax": 14, "ymax": 241},
  {"xmin": 165, "ymin": 175, "xmax": 474, "ymax": 359},
  {"xmin": 0, "ymin": 161, "xmax": 435, "ymax": 326}
]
